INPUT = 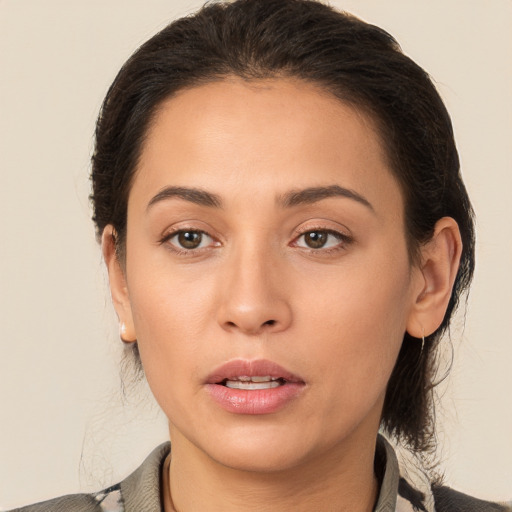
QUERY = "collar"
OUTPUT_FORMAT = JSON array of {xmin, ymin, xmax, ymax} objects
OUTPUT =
[
  {"xmin": 109, "ymin": 437, "xmax": 435, "ymax": 512},
  {"xmin": 375, "ymin": 434, "xmax": 436, "ymax": 512}
]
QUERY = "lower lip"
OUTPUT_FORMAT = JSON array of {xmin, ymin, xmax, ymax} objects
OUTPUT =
[{"xmin": 205, "ymin": 382, "xmax": 304, "ymax": 414}]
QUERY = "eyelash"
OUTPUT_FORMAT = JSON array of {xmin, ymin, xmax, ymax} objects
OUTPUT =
[
  {"xmin": 292, "ymin": 228, "xmax": 353, "ymax": 254},
  {"xmin": 160, "ymin": 229, "xmax": 218, "ymax": 255},
  {"xmin": 160, "ymin": 227, "xmax": 353, "ymax": 255}
]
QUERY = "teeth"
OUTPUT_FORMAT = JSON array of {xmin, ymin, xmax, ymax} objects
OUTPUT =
[
  {"xmin": 230, "ymin": 376, "xmax": 277, "ymax": 383},
  {"xmin": 220, "ymin": 376, "xmax": 285, "ymax": 390},
  {"xmin": 225, "ymin": 380, "xmax": 281, "ymax": 390},
  {"xmin": 250, "ymin": 376, "xmax": 275, "ymax": 382}
]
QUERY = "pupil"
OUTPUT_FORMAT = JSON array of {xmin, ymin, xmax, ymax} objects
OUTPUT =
[
  {"xmin": 178, "ymin": 231, "xmax": 202, "ymax": 249},
  {"xmin": 305, "ymin": 231, "xmax": 327, "ymax": 248}
]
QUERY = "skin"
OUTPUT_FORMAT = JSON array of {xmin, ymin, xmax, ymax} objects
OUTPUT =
[{"xmin": 103, "ymin": 78, "xmax": 462, "ymax": 511}]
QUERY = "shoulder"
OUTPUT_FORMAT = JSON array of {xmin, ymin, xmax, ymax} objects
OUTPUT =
[
  {"xmin": 7, "ymin": 492, "xmax": 103, "ymax": 512},
  {"xmin": 8, "ymin": 484, "xmax": 123, "ymax": 512},
  {"xmin": 7, "ymin": 443, "xmax": 170, "ymax": 512},
  {"xmin": 433, "ymin": 485, "xmax": 512, "ymax": 512},
  {"xmin": 378, "ymin": 434, "xmax": 509, "ymax": 512}
]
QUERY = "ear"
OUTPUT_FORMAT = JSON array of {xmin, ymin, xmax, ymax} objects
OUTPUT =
[
  {"xmin": 102, "ymin": 225, "xmax": 136, "ymax": 343},
  {"xmin": 406, "ymin": 217, "xmax": 463, "ymax": 338}
]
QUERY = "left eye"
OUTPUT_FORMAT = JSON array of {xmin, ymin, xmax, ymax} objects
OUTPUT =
[
  {"xmin": 295, "ymin": 230, "xmax": 345, "ymax": 249},
  {"xmin": 167, "ymin": 230, "xmax": 214, "ymax": 250}
]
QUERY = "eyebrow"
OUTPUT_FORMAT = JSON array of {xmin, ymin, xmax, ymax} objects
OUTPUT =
[
  {"xmin": 147, "ymin": 186, "xmax": 222, "ymax": 210},
  {"xmin": 279, "ymin": 185, "xmax": 374, "ymax": 212},
  {"xmin": 146, "ymin": 184, "xmax": 374, "ymax": 213}
]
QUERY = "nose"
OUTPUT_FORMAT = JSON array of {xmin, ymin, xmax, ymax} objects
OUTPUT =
[{"xmin": 216, "ymin": 246, "xmax": 292, "ymax": 336}]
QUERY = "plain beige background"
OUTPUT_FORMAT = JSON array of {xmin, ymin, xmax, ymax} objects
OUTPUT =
[{"xmin": 0, "ymin": 0, "xmax": 511, "ymax": 509}]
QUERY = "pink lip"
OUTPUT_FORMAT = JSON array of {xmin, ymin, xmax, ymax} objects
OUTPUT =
[{"xmin": 204, "ymin": 359, "xmax": 305, "ymax": 415}]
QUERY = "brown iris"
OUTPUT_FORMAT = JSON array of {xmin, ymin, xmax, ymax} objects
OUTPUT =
[
  {"xmin": 304, "ymin": 231, "xmax": 329, "ymax": 248},
  {"xmin": 177, "ymin": 231, "xmax": 203, "ymax": 249}
]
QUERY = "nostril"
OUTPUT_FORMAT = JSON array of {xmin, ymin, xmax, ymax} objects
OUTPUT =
[{"xmin": 221, "ymin": 318, "xmax": 282, "ymax": 333}]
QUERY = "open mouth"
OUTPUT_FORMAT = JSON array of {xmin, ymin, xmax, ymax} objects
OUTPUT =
[
  {"xmin": 219, "ymin": 376, "xmax": 287, "ymax": 390},
  {"xmin": 206, "ymin": 360, "xmax": 305, "ymax": 414}
]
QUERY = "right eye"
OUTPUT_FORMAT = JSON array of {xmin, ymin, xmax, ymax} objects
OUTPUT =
[{"xmin": 166, "ymin": 230, "xmax": 215, "ymax": 251}]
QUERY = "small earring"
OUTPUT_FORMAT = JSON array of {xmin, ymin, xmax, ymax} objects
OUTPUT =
[
  {"xmin": 420, "ymin": 328, "xmax": 426, "ymax": 355},
  {"xmin": 120, "ymin": 322, "xmax": 133, "ymax": 344}
]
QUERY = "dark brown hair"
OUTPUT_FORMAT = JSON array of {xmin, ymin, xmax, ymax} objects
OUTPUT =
[{"xmin": 91, "ymin": 0, "xmax": 475, "ymax": 452}]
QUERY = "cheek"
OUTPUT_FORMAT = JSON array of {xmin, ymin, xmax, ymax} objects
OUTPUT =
[
  {"xmin": 296, "ymin": 250, "xmax": 412, "ymax": 393},
  {"xmin": 125, "ymin": 262, "xmax": 217, "ymax": 397},
  {"xmin": 299, "ymin": 250, "xmax": 411, "ymax": 336}
]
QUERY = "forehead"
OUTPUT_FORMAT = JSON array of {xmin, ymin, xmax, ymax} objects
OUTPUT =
[
  {"xmin": 134, "ymin": 77, "xmax": 402, "ymax": 216},
  {"xmin": 145, "ymin": 77, "xmax": 385, "ymax": 159}
]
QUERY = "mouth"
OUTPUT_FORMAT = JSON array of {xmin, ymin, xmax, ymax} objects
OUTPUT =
[
  {"xmin": 205, "ymin": 359, "xmax": 305, "ymax": 415},
  {"xmin": 206, "ymin": 359, "xmax": 303, "ymax": 387}
]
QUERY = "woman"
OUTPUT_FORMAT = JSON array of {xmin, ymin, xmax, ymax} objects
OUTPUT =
[{"xmin": 7, "ymin": 0, "xmax": 510, "ymax": 510}]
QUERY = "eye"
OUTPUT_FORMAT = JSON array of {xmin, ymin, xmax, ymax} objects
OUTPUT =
[
  {"xmin": 294, "ymin": 230, "xmax": 348, "ymax": 250},
  {"xmin": 166, "ymin": 230, "xmax": 214, "ymax": 251}
]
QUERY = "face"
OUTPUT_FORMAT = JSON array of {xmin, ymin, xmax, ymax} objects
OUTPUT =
[{"xmin": 112, "ymin": 78, "xmax": 424, "ymax": 472}]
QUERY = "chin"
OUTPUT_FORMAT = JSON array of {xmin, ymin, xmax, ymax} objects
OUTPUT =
[
  {"xmin": 194, "ymin": 420, "xmax": 336, "ymax": 474},
  {"xmin": 209, "ymin": 439, "xmax": 311, "ymax": 473}
]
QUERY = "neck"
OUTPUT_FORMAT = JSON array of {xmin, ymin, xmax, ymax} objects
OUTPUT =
[{"xmin": 166, "ymin": 428, "xmax": 380, "ymax": 512}]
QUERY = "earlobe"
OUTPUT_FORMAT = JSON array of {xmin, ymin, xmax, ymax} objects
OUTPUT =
[
  {"xmin": 406, "ymin": 217, "xmax": 463, "ymax": 338},
  {"xmin": 101, "ymin": 225, "xmax": 137, "ymax": 343}
]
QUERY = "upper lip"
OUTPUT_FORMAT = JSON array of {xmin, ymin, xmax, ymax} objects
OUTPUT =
[{"xmin": 205, "ymin": 359, "xmax": 304, "ymax": 385}]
